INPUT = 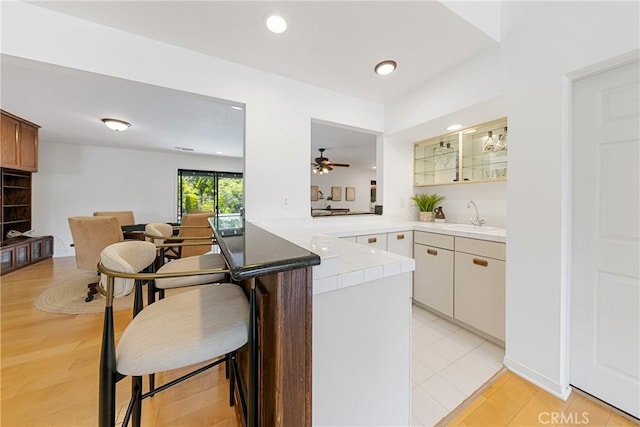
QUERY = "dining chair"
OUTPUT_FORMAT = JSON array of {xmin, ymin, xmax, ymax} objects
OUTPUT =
[
  {"xmin": 93, "ymin": 210, "xmax": 136, "ymax": 227},
  {"xmin": 168, "ymin": 212, "xmax": 216, "ymax": 259},
  {"xmin": 68, "ymin": 216, "xmax": 124, "ymax": 302},
  {"xmin": 98, "ymin": 240, "xmax": 248, "ymax": 427}
]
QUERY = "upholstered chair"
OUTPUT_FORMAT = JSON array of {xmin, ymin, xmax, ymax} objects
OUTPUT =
[
  {"xmin": 98, "ymin": 240, "xmax": 248, "ymax": 427},
  {"xmin": 68, "ymin": 216, "xmax": 124, "ymax": 302},
  {"xmin": 174, "ymin": 212, "xmax": 216, "ymax": 258},
  {"xmin": 92, "ymin": 210, "xmax": 136, "ymax": 227}
]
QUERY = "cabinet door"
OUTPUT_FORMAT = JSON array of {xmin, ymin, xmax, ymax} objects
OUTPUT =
[
  {"xmin": 19, "ymin": 123, "xmax": 38, "ymax": 172},
  {"xmin": 454, "ymin": 252, "xmax": 505, "ymax": 341},
  {"xmin": 386, "ymin": 231, "xmax": 413, "ymax": 257},
  {"xmin": 1, "ymin": 114, "xmax": 20, "ymax": 169},
  {"xmin": 413, "ymin": 243, "xmax": 454, "ymax": 316},
  {"xmin": 356, "ymin": 233, "xmax": 387, "ymax": 250}
]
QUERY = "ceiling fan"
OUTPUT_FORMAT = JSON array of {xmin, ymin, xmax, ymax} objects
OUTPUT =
[{"xmin": 311, "ymin": 148, "xmax": 350, "ymax": 174}]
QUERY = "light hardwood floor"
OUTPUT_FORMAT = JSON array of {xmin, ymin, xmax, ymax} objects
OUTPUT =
[{"xmin": 2, "ymin": 257, "xmax": 636, "ymax": 426}]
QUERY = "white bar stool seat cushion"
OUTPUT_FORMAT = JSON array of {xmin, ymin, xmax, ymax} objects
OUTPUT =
[
  {"xmin": 155, "ymin": 253, "xmax": 227, "ymax": 289},
  {"xmin": 116, "ymin": 283, "xmax": 248, "ymax": 376}
]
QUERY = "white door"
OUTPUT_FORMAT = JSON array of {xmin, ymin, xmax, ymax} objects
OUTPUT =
[{"xmin": 571, "ymin": 59, "xmax": 639, "ymax": 418}]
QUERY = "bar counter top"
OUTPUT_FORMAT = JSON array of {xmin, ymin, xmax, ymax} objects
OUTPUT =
[{"xmin": 210, "ymin": 219, "xmax": 321, "ymax": 281}]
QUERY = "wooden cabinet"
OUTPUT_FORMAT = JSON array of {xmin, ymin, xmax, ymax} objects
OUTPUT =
[
  {"xmin": 1, "ymin": 111, "xmax": 39, "ymax": 172},
  {"xmin": 1, "ymin": 168, "xmax": 32, "ymax": 239},
  {"xmin": 413, "ymin": 231, "xmax": 454, "ymax": 316},
  {"xmin": 454, "ymin": 237, "xmax": 506, "ymax": 341},
  {"xmin": 1, "ymin": 236, "xmax": 53, "ymax": 274},
  {"xmin": 414, "ymin": 117, "xmax": 507, "ymax": 186}
]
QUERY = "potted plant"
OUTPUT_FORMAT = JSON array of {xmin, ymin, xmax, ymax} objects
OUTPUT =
[{"xmin": 411, "ymin": 193, "xmax": 445, "ymax": 222}]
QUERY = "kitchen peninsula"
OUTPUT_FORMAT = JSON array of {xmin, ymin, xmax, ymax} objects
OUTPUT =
[{"xmin": 213, "ymin": 216, "xmax": 506, "ymax": 426}]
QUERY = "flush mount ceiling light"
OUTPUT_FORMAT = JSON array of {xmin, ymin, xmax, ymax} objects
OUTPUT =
[
  {"xmin": 230, "ymin": 106, "xmax": 243, "ymax": 111},
  {"xmin": 374, "ymin": 60, "xmax": 397, "ymax": 76},
  {"xmin": 101, "ymin": 118, "xmax": 131, "ymax": 132},
  {"xmin": 446, "ymin": 124, "xmax": 463, "ymax": 131},
  {"xmin": 266, "ymin": 15, "xmax": 287, "ymax": 34}
]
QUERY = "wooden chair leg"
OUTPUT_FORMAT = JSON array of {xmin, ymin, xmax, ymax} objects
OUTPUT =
[{"xmin": 86, "ymin": 281, "xmax": 99, "ymax": 302}]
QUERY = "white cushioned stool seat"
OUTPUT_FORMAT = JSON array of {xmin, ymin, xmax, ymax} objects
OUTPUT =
[
  {"xmin": 155, "ymin": 253, "xmax": 227, "ymax": 289},
  {"xmin": 100, "ymin": 241, "xmax": 157, "ymax": 297},
  {"xmin": 116, "ymin": 283, "xmax": 248, "ymax": 376}
]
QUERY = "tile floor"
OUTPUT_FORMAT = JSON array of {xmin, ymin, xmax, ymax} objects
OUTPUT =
[{"xmin": 411, "ymin": 305, "xmax": 505, "ymax": 426}]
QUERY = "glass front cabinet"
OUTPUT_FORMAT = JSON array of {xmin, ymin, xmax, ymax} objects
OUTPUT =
[{"xmin": 414, "ymin": 117, "xmax": 507, "ymax": 186}]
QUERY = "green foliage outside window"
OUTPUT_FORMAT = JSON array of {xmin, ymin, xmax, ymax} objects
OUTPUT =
[{"xmin": 178, "ymin": 171, "xmax": 243, "ymax": 217}]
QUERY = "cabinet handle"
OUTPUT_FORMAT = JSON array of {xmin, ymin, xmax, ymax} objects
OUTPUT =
[
  {"xmin": 368, "ymin": 237, "xmax": 377, "ymax": 244},
  {"xmin": 473, "ymin": 258, "xmax": 488, "ymax": 267},
  {"xmin": 396, "ymin": 234, "xmax": 405, "ymax": 240},
  {"xmin": 427, "ymin": 248, "xmax": 438, "ymax": 256}
]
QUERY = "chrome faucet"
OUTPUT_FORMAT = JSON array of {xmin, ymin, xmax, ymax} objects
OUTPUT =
[{"xmin": 468, "ymin": 200, "xmax": 485, "ymax": 227}]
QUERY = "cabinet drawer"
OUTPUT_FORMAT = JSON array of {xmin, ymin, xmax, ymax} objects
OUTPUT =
[
  {"xmin": 356, "ymin": 233, "xmax": 387, "ymax": 250},
  {"xmin": 414, "ymin": 231, "xmax": 454, "ymax": 250},
  {"xmin": 455, "ymin": 237, "xmax": 505, "ymax": 260},
  {"xmin": 387, "ymin": 231, "xmax": 413, "ymax": 257}
]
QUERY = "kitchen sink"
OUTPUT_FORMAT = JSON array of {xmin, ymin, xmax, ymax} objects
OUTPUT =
[{"xmin": 441, "ymin": 224, "xmax": 501, "ymax": 232}]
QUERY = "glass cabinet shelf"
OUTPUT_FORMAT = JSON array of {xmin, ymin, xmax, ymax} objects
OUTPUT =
[{"xmin": 414, "ymin": 117, "xmax": 507, "ymax": 186}]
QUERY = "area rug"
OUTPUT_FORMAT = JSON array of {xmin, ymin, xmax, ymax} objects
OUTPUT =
[{"xmin": 34, "ymin": 272, "xmax": 134, "ymax": 314}]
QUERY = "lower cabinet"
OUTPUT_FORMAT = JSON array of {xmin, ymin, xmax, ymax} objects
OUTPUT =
[
  {"xmin": 387, "ymin": 231, "xmax": 413, "ymax": 257},
  {"xmin": 413, "ymin": 231, "xmax": 506, "ymax": 342},
  {"xmin": 347, "ymin": 230, "xmax": 413, "ymax": 256},
  {"xmin": 0, "ymin": 236, "xmax": 53, "ymax": 275},
  {"xmin": 454, "ymin": 237, "xmax": 506, "ymax": 341},
  {"xmin": 356, "ymin": 233, "xmax": 387, "ymax": 250},
  {"xmin": 413, "ymin": 232, "xmax": 454, "ymax": 316}
]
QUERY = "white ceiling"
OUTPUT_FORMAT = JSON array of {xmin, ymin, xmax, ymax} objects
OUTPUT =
[
  {"xmin": 1, "ymin": 55, "xmax": 245, "ymax": 157},
  {"xmin": 2, "ymin": 1, "xmax": 500, "ymax": 160}
]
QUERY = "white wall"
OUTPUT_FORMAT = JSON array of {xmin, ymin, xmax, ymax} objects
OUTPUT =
[
  {"xmin": 1, "ymin": 1, "xmax": 384, "ymax": 224},
  {"xmin": 383, "ymin": 45, "xmax": 507, "ymax": 222},
  {"xmin": 311, "ymin": 167, "xmax": 375, "ymax": 213},
  {"xmin": 503, "ymin": 1, "xmax": 639, "ymax": 398},
  {"xmin": 35, "ymin": 142, "xmax": 243, "ymax": 257}
]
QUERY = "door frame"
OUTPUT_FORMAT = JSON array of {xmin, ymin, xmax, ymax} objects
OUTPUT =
[{"xmin": 563, "ymin": 48, "xmax": 640, "ymax": 397}]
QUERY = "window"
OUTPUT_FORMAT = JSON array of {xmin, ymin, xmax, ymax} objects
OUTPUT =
[{"xmin": 177, "ymin": 169, "xmax": 244, "ymax": 230}]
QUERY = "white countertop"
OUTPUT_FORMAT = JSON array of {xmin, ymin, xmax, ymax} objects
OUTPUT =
[{"xmin": 253, "ymin": 217, "xmax": 506, "ymax": 295}]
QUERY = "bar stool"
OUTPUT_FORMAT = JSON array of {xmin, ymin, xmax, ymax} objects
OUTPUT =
[{"xmin": 98, "ymin": 240, "xmax": 248, "ymax": 427}]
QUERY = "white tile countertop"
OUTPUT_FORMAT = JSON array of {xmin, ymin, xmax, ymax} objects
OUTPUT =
[{"xmin": 253, "ymin": 217, "xmax": 506, "ymax": 295}]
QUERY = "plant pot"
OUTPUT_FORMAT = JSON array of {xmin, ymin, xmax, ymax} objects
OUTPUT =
[{"xmin": 419, "ymin": 211, "xmax": 435, "ymax": 222}]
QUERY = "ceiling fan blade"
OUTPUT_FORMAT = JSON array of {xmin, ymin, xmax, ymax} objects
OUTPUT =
[{"xmin": 328, "ymin": 162, "xmax": 350, "ymax": 167}]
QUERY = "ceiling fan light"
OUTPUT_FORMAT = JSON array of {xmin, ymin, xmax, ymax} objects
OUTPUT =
[
  {"xmin": 322, "ymin": 167, "xmax": 329, "ymax": 173},
  {"xmin": 101, "ymin": 118, "xmax": 131, "ymax": 131},
  {"xmin": 312, "ymin": 168, "xmax": 318, "ymax": 174}
]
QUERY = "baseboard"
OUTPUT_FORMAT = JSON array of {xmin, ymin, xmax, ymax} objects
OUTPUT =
[{"xmin": 504, "ymin": 356, "xmax": 572, "ymax": 400}]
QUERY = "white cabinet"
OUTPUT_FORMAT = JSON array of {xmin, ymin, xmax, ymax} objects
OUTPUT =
[
  {"xmin": 387, "ymin": 231, "xmax": 413, "ymax": 257},
  {"xmin": 356, "ymin": 233, "xmax": 387, "ymax": 250},
  {"xmin": 347, "ymin": 230, "xmax": 413, "ymax": 255},
  {"xmin": 413, "ymin": 232, "xmax": 454, "ymax": 316},
  {"xmin": 454, "ymin": 237, "xmax": 506, "ymax": 341}
]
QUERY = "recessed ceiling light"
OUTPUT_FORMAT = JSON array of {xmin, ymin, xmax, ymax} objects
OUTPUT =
[
  {"xmin": 374, "ymin": 60, "xmax": 397, "ymax": 76},
  {"xmin": 266, "ymin": 15, "xmax": 287, "ymax": 34},
  {"xmin": 101, "ymin": 118, "xmax": 131, "ymax": 131},
  {"xmin": 372, "ymin": 166, "xmax": 377, "ymax": 169},
  {"xmin": 216, "ymin": 151, "xmax": 224, "ymax": 155},
  {"xmin": 446, "ymin": 124, "xmax": 463, "ymax": 131},
  {"xmin": 230, "ymin": 106, "xmax": 243, "ymax": 111}
]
